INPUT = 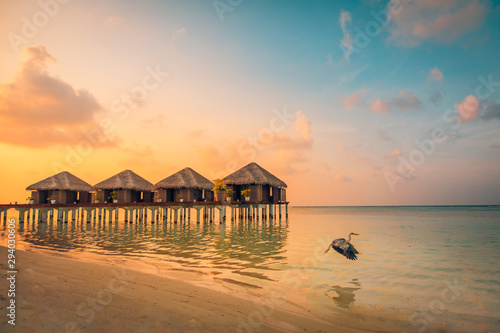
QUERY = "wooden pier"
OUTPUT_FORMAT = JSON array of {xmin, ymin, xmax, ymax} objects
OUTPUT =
[{"xmin": 0, "ymin": 201, "xmax": 289, "ymax": 225}]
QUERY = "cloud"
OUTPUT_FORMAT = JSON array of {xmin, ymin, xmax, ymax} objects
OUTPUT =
[
  {"xmin": 385, "ymin": 149, "xmax": 402, "ymax": 158},
  {"xmin": 455, "ymin": 94, "xmax": 481, "ymax": 122},
  {"xmin": 430, "ymin": 91, "xmax": 443, "ymax": 105},
  {"xmin": 386, "ymin": 0, "xmax": 488, "ymax": 46},
  {"xmin": 339, "ymin": 9, "xmax": 354, "ymax": 60},
  {"xmin": 141, "ymin": 114, "xmax": 166, "ymax": 128},
  {"xmin": 391, "ymin": 90, "xmax": 422, "ymax": 111},
  {"xmin": 377, "ymin": 130, "xmax": 393, "ymax": 141},
  {"xmin": 368, "ymin": 90, "xmax": 421, "ymax": 114},
  {"xmin": 189, "ymin": 128, "xmax": 208, "ymax": 139},
  {"xmin": 173, "ymin": 27, "xmax": 187, "ymax": 43},
  {"xmin": 196, "ymin": 110, "xmax": 313, "ymax": 177},
  {"xmin": 273, "ymin": 111, "xmax": 313, "ymax": 149},
  {"xmin": 342, "ymin": 89, "xmax": 369, "ymax": 110},
  {"xmin": 489, "ymin": 143, "xmax": 500, "ymax": 149},
  {"xmin": 0, "ymin": 45, "xmax": 114, "ymax": 148},
  {"xmin": 481, "ymin": 101, "xmax": 500, "ymax": 121},
  {"xmin": 427, "ymin": 67, "xmax": 444, "ymax": 82},
  {"xmin": 333, "ymin": 174, "xmax": 354, "ymax": 183},
  {"xmin": 333, "ymin": 140, "xmax": 343, "ymax": 153},
  {"xmin": 369, "ymin": 98, "xmax": 392, "ymax": 114},
  {"xmin": 104, "ymin": 15, "xmax": 124, "ymax": 27}
]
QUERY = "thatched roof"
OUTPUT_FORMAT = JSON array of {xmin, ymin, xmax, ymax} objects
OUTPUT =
[
  {"xmin": 224, "ymin": 162, "xmax": 287, "ymax": 188},
  {"xmin": 93, "ymin": 170, "xmax": 153, "ymax": 192},
  {"xmin": 155, "ymin": 167, "xmax": 214, "ymax": 190},
  {"xmin": 26, "ymin": 171, "xmax": 92, "ymax": 191}
]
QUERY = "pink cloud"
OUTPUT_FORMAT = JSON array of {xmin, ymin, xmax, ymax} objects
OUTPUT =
[
  {"xmin": 368, "ymin": 90, "xmax": 421, "ymax": 114},
  {"xmin": 333, "ymin": 140, "xmax": 343, "ymax": 153},
  {"xmin": 385, "ymin": 149, "xmax": 402, "ymax": 158},
  {"xmin": 333, "ymin": 174, "xmax": 354, "ymax": 183},
  {"xmin": 369, "ymin": 98, "xmax": 392, "ymax": 114},
  {"xmin": 342, "ymin": 89, "xmax": 369, "ymax": 110},
  {"xmin": 391, "ymin": 90, "xmax": 422, "ymax": 111},
  {"xmin": 377, "ymin": 130, "xmax": 393, "ymax": 141},
  {"xmin": 387, "ymin": 0, "xmax": 487, "ymax": 46},
  {"xmin": 455, "ymin": 94, "xmax": 481, "ymax": 122},
  {"xmin": 0, "ymin": 45, "xmax": 116, "ymax": 148},
  {"xmin": 427, "ymin": 67, "xmax": 444, "ymax": 82},
  {"xmin": 104, "ymin": 16, "xmax": 124, "ymax": 27},
  {"xmin": 273, "ymin": 111, "xmax": 313, "ymax": 149},
  {"xmin": 196, "ymin": 110, "xmax": 314, "ymax": 177}
]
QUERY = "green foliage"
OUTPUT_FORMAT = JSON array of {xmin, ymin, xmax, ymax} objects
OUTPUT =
[
  {"xmin": 108, "ymin": 190, "xmax": 118, "ymax": 200},
  {"xmin": 213, "ymin": 178, "xmax": 227, "ymax": 192}
]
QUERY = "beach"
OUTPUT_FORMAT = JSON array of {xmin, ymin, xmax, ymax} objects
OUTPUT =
[
  {"xmin": 1, "ymin": 206, "xmax": 499, "ymax": 332},
  {"xmin": 0, "ymin": 245, "xmax": 373, "ymax": 333}
]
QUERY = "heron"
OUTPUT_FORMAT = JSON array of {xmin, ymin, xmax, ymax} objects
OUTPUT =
[{"xmin": 324, "ymin": 233, "xmax": 360, "ymax": 260}]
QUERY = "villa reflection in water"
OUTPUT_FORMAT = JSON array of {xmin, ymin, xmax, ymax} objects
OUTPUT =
[{"xmin": 16, "ymin": 218, "xmax": 289, "ymax": 280}]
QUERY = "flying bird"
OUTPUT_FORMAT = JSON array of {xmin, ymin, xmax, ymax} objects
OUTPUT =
[{"xmin": 324, "ymin": 233, "xmax": 360, "ymax": 260}]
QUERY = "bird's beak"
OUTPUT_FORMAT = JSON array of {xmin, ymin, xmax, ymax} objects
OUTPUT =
[{"xmin": 353, "ymin": 233, "xmax": 360, "ymax": 235}]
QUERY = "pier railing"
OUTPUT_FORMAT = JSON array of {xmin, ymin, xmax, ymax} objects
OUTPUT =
[{"xmin": 0, "ymin": 201, "xmax": 289, "ymax": 224}]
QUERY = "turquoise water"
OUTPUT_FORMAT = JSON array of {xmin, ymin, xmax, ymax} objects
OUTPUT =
[{"xmin": 2, "ymin": 206, "xmax": 500, "ymax": 332}]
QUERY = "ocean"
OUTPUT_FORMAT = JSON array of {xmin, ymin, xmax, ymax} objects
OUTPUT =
[{"xmin": 2, "ymin": 206, "xmax": 499, "ymax": 332}]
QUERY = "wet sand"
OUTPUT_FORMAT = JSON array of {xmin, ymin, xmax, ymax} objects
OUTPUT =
[{"xmin": 0, "ymin": 246, "xmax": 394, "ymax": 333}]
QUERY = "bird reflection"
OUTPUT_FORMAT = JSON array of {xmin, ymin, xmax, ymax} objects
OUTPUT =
[{"xmin": 326, "ymin": 278, "xmax": 361, "ymax": 308}]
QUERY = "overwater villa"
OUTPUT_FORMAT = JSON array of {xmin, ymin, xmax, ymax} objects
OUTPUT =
[
  {"xmin": 224, "ymin": 162, "xmax": 287, "ymax": 203},
  {"xmin": 93, "ymin": 170, "xmax": 154, "ymax": 203},
  {"xmin": 26, "ymin": 171, "xmax": 92, "ymax": 204},
  {"xmin": 155, "ymin": 167, "xmax": 214, "ymax": 203},
  {"xmin": 1, "ymin": 163, "xmax": 288, "ymax": 224}
]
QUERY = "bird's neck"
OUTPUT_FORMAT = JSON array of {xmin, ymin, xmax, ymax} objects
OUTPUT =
[{"xmin": 347, "ymin": 235, "xmax": 352, "ymax": 242}]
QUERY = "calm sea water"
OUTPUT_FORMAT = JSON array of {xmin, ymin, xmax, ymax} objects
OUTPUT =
[{"xmin": 2, "ymin": 206, "xmax": 500, "ymax": 332}]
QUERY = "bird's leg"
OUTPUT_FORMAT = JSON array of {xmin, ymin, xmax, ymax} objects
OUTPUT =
[{"xmin": 324, "ymin": 244, "xmax": 332, "ymax": 254}]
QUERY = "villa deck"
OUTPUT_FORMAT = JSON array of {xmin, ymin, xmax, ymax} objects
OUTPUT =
[{"xmin": 0, "ymin": 201, "xmax": 289, "ymax": 224}]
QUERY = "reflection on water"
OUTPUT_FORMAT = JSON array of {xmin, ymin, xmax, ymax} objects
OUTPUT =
[
  {"xmin": 3, "ymin": 206, "xmax": 500, "ymax": 331},
  {"xmin": 15, "ymin": 219, "xmax": 289, "ymax": 281},
  {"xmin": 325, "ymin": 279, "xmax": 361, "ymax": 308}
]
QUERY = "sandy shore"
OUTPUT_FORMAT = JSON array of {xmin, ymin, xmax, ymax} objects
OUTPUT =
[{"xmin": 0, "ymin": 246, "xmax": 383, "ymax": 333}]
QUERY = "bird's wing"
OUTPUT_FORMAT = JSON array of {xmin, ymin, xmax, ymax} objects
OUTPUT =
[
  {"xmin": 349, "ymin": 243, "xmax": 359, "ymax": 254},
  {"xmin": 331, "ymin": 239, "xmax": 358, "ymax": 260}
]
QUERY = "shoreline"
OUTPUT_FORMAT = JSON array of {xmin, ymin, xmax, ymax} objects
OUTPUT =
[{"xmin": 0, "ymin": 246, "xmax": 379, "ymax": 332}]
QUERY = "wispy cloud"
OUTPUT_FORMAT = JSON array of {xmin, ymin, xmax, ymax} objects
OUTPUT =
[
  {"xmin": 427, "ymin": 67, "xmax": 444, "ymax": 82},
  {"xmin": 342, "ymin": 89, "xmax": 369, "ymax": 110},
  {"xmin": 369, "ymin": 98, "xmax": 392, "ymax": 114},
  {"xmin": 140, "ymin": 114, "xmax": 166, "ymax": 128},
  {"xmin": 385, "ymin": 149, "xmax": 402, "ymax": 158},
  {"xmin": 344, "ymin": 89, "xmax": 421, "ymax": 114},
  {"xmin": 333, "ymin": 174, "xmax": 354, "ymax": 183},
  {"xmin": 339, "ymin": 9, "xmax": 354, "ymax": 60},
  {"xmin": 481, "ymin": 101, "xmax": 500, "ymax": 121},
  {"xmin": 369, "ymin": 90, "xmax": 422, "ymax": 114},
  {"xmin": 175, "ymin": 27, "xmax": 186, "ymax": 35},
  {"xmin": 377, "ymin": 129, "xmax": 393, "ymax": 141},
  {"xmin": 104, "ymin": 15, "xmax": 125, "ymax": 27},
  {"xmin": 173, "ymin": 27, "xmax": 187, "ymax": 43},
  {"xmin": 430, "ymin": 91, "xmax": 443, "ymax": 105},
  {"xmin": 391, "ymin": 90, "xmax": 422, "ymax": 111},
  {"xmin": 386, "ymin": 0, "xmax": 488, "ymax": 46}
]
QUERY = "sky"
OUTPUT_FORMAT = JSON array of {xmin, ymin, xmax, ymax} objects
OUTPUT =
[{"xmin": 0, "ymin": 0, "xmax": 499, "ymax": 206}]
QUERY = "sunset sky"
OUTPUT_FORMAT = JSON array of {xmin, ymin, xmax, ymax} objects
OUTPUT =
[{"xmin": 1, "ymin": 0, "xmax": 499, "ymax": 206}]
